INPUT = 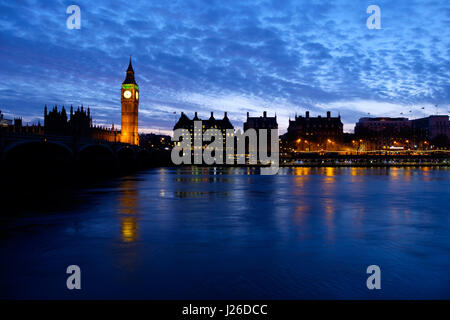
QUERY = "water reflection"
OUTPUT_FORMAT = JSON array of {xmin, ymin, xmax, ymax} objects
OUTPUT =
[
  {"xmin": 2, "ymin": 166, "xmax": 449, "ymax": 299},
  {"xmin": 322, "ymin": 168, "xmax": 336, "ymax": 243},
  {"xmin": 118, "ymin": 178, "xmax": 139, "ymax": 243},
  {"xmin": 174, "ymin": 190, "xmax": 230, "ymax": 198},
  {"xmin": 293, "ymin": 167, "xmax": 311, "ymax": 195},
  {"xmin": 293, "ymin": 167, "xmax": 311, "ymax": 176}
]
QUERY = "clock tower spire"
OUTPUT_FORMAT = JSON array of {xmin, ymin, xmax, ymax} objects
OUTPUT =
[{"xmin": 121, "ymin": 56, "xmax": 139, "ymax": 145}]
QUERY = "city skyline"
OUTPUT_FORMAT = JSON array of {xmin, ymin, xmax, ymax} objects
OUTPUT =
[
  {"xmin": 0, "ymin": 0, "xmax": 449, "ymax": 135},
  {"xmin": 2, "ymin": 101, "xmax": 448, "ymax": 137},
  {"xmin": 1, "ymin": 1, "xmax": 450, "ymax": 304}
]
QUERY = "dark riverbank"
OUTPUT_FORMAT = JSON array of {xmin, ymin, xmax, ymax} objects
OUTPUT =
[
  {"xmin": 1, "ymin": 148, "xmax": 447, "ymax": 213},
  {"xmin": 0, "ymin": 149, "xmax": 172, "ymax": 213}
]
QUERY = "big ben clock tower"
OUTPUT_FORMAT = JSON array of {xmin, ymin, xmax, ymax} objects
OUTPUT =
[{"xmin": 121, "ymin": 57, "xmax": 139, "ymax": 145}]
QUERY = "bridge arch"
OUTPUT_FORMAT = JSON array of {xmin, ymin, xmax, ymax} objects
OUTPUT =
[
  {"xmin": 78, "ymin": 143, "xmax": 114, "ymax": 156},
  {"xmin": 115, "ymin": 144, "xmax": 138, "ymax": 153},
  {"xmin": 77, "ymin": 143, "xmax": 117, "ymax": 173},
  {"xmin": 77, "ymin": 144, "xmax": 116, "ymax": 161},
  {"xmin": 3, "ymin": 140, "xmax": 73, "ymax": 163},
  {"xmin": 116, "ymin": 145, "xmax": 138, "ymax": 168}
]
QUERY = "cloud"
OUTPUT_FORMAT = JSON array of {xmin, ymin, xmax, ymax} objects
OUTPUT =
[{"xmin": 0, "ymin": 0, "xmax": 448, "ymax": 134}]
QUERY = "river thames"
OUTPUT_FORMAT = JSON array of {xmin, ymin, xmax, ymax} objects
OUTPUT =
[{"xmin": 1, "ymin": 167, "xmax": 449, "ymax": 299}]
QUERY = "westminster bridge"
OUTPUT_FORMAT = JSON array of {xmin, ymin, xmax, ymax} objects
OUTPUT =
[{"xmin": 0, "ymin": 132, "xmax": 151, "ymax": 173}]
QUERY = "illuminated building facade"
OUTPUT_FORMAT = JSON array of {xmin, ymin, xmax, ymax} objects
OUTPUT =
[
  {"xmin": 121, "ymin": 58, "xmax": 139, "ymax": 145},
  {"xmin": 140, "ymin": 133, "xmax": 172, "ymax": 151},
  {"xmin": 286, "ymin": 111, "xmax": 343, "ymax": 151},
  {"xmin": 244, "ymin": 111, "xmax": 278, "ymax": 152},
  {"xmin": 354, "ymin": 117, "xmax": 412, "ymax": 150},
  {"xmin": 355, "ymin": 117, "xmax": 411, "ymax": 134},
  {"xmin": 411, "ymin": 115, "xmax": 449, "ymax": 140},
  {"xmin": 354, "ymin": 115, "xmax": 450, "ymax": 150},
  {"xmin": 173, "ymin": 111, "xmax": 234, "ymax": 144},
  {"xmin": 173, "ymin": 112, "xmax": 234, "ymax": 160}
]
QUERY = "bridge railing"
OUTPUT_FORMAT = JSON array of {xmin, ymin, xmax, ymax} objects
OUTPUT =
[{"xmin": 0, "ymin": 131, "xmax": 133, "ymax": 147}]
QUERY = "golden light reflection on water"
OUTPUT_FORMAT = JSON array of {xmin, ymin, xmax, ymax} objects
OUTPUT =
[
  {"xmin": 324, "ymin": 199, "xmax": 335, "ymax": 215},
  {"xmin": 292, "ymin": 167, "xmax": 339, "ymax": 243},
  {"xmin": 322, "ymin": 167, "xmax": 337, "ymax": 188},
  {"xmin": 325, "ymin": 167, "xmax": 335, "ymax": 177},
  {"xmin": 322, "ymin": 169, "xmax": 336, "ymax": 243},
  {"xmin": 324, "ymin": 199, "xmax": 335, "ymax": 243},
  {"xmin": 121, "ymin": 217, "xmax": 138, "ymax": 243},
  {"xmin": 293, "ymin": 167, "xmax": 311, "ymax": 196},
  {"xmin": 293, "ymin": 167, "xmax": 311, "ymax": 176},
  {"xmin": 118, "ymin": 179, "xmax": 139, "ymax": 243},
  {"xmin": 421, "ymin": 167, "xmax": 432, "ymax": 182},
  {"xmin": 403, "ymin": 167, "xmax": 412, "ymax": 181},
  {"xmin": 389, "ymin": 167, "xmax": 401, "ymax": 181},
  {"xmin": 350, "ymin": 167, "xmax": 373, "ymax": 182},
  {"xmin": 293, "ymin": 204, "xmax": 311, "ymax": 240},
  {"xmin": 292, "ymin": 168, "xmax": 313, "ymax": 228},
  {"xmin": 294, "ymin": 204, "xmax": 310, "ymax": 225}
]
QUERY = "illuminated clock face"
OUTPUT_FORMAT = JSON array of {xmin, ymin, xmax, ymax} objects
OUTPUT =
[
  {"xmin": 123, "ymin": 90, "xmax": 132, "ymax": 99},
  {"xmin": 136, "ymin": 91, "xmax": 139, "ymax": 99}
]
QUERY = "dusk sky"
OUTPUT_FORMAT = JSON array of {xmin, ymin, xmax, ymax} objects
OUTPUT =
[{"xmin": 0, "ymin": 0, "xmax": 449, "ymax": 134}]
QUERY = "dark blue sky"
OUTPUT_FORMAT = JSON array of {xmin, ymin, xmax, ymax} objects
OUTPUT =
[{"xmin": 0, "ymin": 0, "xmax": 449, "ymax": 133}]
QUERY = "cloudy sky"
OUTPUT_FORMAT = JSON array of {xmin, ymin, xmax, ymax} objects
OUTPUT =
[{"xmin": 0, "ymin": 0, "xmax": 449, "ymax": 133}]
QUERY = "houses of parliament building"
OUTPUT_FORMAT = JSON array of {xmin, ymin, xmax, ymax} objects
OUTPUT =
[{"xmin": 2, "ymin": 58, "xmax": 140, "ymax": 145}]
